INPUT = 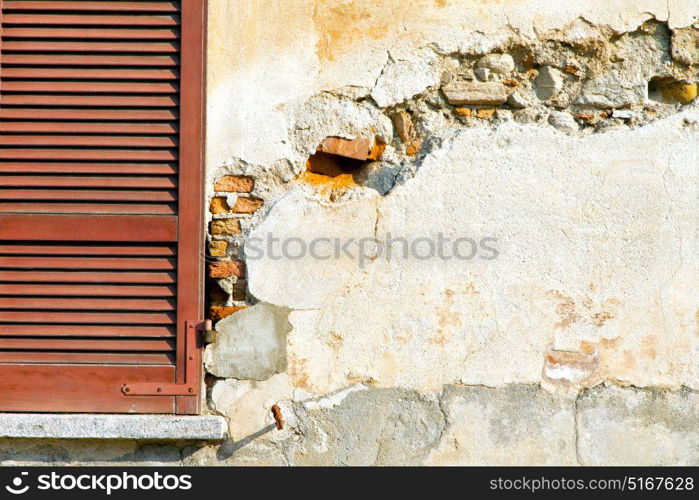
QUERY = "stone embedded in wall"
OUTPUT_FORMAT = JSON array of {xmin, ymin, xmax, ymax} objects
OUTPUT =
[
  {"xmin": 392, "ymin": 111, "xmax": 414, "ymax": 143},
  {"xmin": 548, "ymin": 110, "xmax": 579, "ymax": 133},
  {"xmin": 352, "ymin": 161, "xmax": 399, "ymax": 196},
  {"xmin": 671, "ymin": 27, "xmax": 699, "ymax": 65},
  {"xmin": 232, "ymin": 196, "xmax": 264, "ymax": 214},
  {"xmin": 370, "ymin": 48, "xmax": 441, "ymax": 108},
  {"xmin": 214, "ymin": 175, "xmax": 254, "ymax": 193},
  {"xmin": 426, "ymin": 385, "xmax": 578, "ymax": 465},
  {"xmin": 534, "ymin": 66, "xmax": 564, "ymax": 100},
  {"xmin": 391, "ymin": 111, "xmax": 422, "ymax": 156},
  {"xmin": 205, "ymin": 303, "xmax": 291, "ymax": 380},
  {"xmin": 209, "ymin": 219, "xmax": 241, "ymax": 236},
  {"xmin": 441, "ymin": 81, "xmax": 508, "ymax": 106},
  {"xmin": 576, "ymin": 74, "xmax": 648, "ymax": 108},
  {"xmin": 577, "ymin": 386, "xmax": 699, "ymax": 465},
  {"xmin": 208, "ymin": 261, "xmax": 245, "ymax": 279},
  {"xmin": 473, "ymin": 67, "xmax": 491, "ymax": 82},
  {"xmin": 507, "ymin": 91, "xmax": 531, "ymax": 108},
  {"xmin": 476, "ymin": 53, "xmax": 515, "ymax": 74},
  {"xmin": 208, "ymin": 240, "xmax": 229, "ymax": 258}
]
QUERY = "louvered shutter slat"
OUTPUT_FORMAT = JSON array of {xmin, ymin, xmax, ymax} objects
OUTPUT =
[
  {"xmin": 0, "ymin": 284, "xmax": 175, "ymax": 297},
  {"xmin": 2, "ymin": 41, "xmax": 179, "ymax": 52},
  {"xmin": 0, "ymin": 0, "xmax": 206, "ymax": 413},
  {"xmin": 3, "ymin": 14, "xmax": 180, "ymax": 25},
  {"xmin": 3, "ymin": 27, "xmax": 180, "ymax": 39},
  {"xmin": 0, "ymin": 270, "xmax": 175, "ymax": 283},
  {"xmin": 0, "ymin": 163, "xmax": 178, "ymax": 174},
  {"xmin": 2, "ymin": 82, "xmax": 179, "ymax": 93},
  {"xmin": 3, "ymin": 1, "xmax": 180, "ymax": 12},
  {"xmin": 0, "ymin": 324, "xmax": 174, "ymax": 336}
]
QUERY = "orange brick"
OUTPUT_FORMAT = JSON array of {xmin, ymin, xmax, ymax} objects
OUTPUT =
[
  {"xmin": 208, "ymin": 240, "xmax": 229, "ymax": 257},
  {"xmin": 317, "ymin": 136, "xmax": 372, "ymax": 160},
  {"xmin": 215, "ymin": 175, "xmax": 254, "ymax": 193},
  {"xmin": 476, "ymin": 108, "xmax": 495, "ymax": 119},
  {"xmin": 209, "ymin": 219, "xmax": 241, "ymax": 236},
  {"xmin": 454, "ymin": 107, "xmax": 472, "ymax": 117},
  {"xmin": 209, "ymin": 305, "xmax": 247, "ymax": 322},
  {"xmin": 233, "ymin": 196, "xmax": 264, "ymax": 214},
  {"xmin": 208, "ymin": 260, "xmax": 246, "ymax": 279},
  {"xmin": 209, "ymin": 197, "xmax": 231, "ymax": 215}
]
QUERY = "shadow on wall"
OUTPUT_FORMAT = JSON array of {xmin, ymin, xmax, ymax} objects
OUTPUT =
[{"xmin": 215, "ymin": 424, "xmax": 276, "ymax": 461}]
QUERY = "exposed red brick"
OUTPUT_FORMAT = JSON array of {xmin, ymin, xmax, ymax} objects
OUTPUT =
[
  {"xmin": 317, "ymin": 136, "xmax": 372, "ymax": 161},
  {"xmin": 230, "ymin": 281, "xmax": 247, "ymax": 301},
  {"xmin": 233, "ymin": 196, "xmax": 264, "ymax": 214},
  {"xmin": 209, "ymin": 305, "xmax": 247, "ymax": 322},
  {"xmin": 209, "ymin": 197, "xmax": 231, "ymax": 215},
  {"xmin": 208, "ymin": 260, "xmax": 246, "ymax": 279},
  {"xmin": 209, "ymin": 219, "xmax": 241, "ymax": 236},
  {"xmin": 306, "ymin": 152, "xmax": 351, "ymax": 177},
  {"xmin": 215, "ymin": 175, "xmax": 254, "ymax": 193},
  {"xmin": 208, "ymin": 240, "xmax": 229, "ymax": 258}
]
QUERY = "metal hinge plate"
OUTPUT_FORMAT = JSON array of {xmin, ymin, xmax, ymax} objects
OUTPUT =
[{"xmin": 121, "ymin": 319, "xmax": 209, "ymax": 397}]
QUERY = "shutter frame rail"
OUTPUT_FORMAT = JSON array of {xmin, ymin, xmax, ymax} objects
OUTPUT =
[{"xmin": 121, "ymin": 319, "xmax": 206, "ymax": 396}]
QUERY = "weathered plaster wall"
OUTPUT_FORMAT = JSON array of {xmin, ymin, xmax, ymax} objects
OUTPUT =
[
  {"xmin": 2, "ymin": 0, "xmax": 696, "ymax": 466},
  {"xmin": 195, "ymin": 0, "xmax": 698, "ymax": 466}
]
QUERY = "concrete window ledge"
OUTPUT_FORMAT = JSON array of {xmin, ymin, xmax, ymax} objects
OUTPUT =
[{"xmin": 0, "ymin": 414, "xmax": 228, "ymax": 442}]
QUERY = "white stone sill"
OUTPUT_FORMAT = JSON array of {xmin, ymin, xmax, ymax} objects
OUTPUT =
[{"xmin": 0, "ymin": 414, "xmax": 228, "ymax": 441}]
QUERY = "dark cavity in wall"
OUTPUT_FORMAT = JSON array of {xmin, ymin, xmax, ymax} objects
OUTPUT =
[{"xmin": 301, "ymin": 136, "xmax": 398, "ymax": 195}]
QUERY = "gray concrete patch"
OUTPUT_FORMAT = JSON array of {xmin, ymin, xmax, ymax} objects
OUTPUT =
[
  {"xmin": 426, "ymin": 385, "xmax": 578, "ymax": 465},
  {"xmin": 577, "ymin": 385, "xmax": 699, "ymax": 466},
  {"xmin": 285, "ymin": 387, "xmax": 446, "ymax": 466}
]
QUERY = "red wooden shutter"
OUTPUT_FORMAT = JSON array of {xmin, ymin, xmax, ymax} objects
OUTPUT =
[{"xmin": 0, "ymin": 0, "xmax": 206, "ymax": 414}]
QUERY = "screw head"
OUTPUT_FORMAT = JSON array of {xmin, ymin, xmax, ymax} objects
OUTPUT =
[
  {"xmin": 157, "ymin": 387, "xmax": 162, "ymax": 393},
  {"xmin": 188, "ymin": 387, "xmax": 194, "ymax": 393}
]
